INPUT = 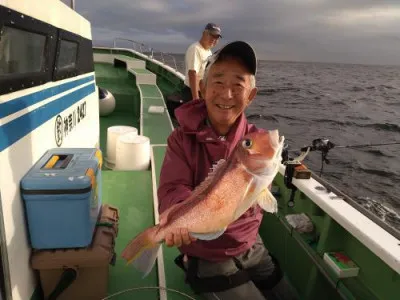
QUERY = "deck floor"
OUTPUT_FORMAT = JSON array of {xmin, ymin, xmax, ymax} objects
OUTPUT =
[
  {"xmin": 95, "ymin": 59, "xmax": 195, "ymax": 299},
  {"xmin": 152, "ymin": 146, "xmax": 199, "ymax": 300},
  {"xmin": 96, "ymin": 61, "xmax": 161, "ymax": 299},
  {"xmin": 101, "ymin": 147, "xmax": 199, "ymax": 300},
  {"xmin": 102, "ymin": 170, "xmax": 159, "ymax": 299}
]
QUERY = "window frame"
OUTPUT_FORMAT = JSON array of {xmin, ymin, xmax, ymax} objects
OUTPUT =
[
  {"xmin": 0, "ymin": 5, "xmax": 57, "ymax": 95},
  {"xmin": 0, "ymin": 5, "xmax": 94, "ymax": 95},
  {"xmin": 52, "ymin": 29, "xmax": 81, "ymax": 81},
  {"xmin": 52, "ymin": 28, "xmax": 94, "ymax": 82}
]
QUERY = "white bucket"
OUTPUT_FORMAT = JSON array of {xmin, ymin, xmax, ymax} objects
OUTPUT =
[
  {"xmin": 115, "ymin": 134, "xmax": 150, "ymax": 170},
  {"xmin": 106, "ymin": 126, "xmax": 138, "ymax": 167}
]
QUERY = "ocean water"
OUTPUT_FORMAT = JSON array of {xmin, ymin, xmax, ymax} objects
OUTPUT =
[{"xmin": 172, "ymin": 55, "xmax": 400, "ymax": 231}]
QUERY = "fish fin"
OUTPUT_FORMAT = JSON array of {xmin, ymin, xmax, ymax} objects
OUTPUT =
[
  {"xmin": 269, "ymin": 129, "xmax": 280, "ymax": 148},
  {"xmin": 190, "ymin": 228, "xmax": 226, "ymax": 240},
  {"xmin": 121, "ymin": 226, "xmax": 160, "ymax": 277},
  {"xmin": 257, "ymin": 188, "xmax": 278, "ymax": 213},
  {"xmin": 131, "ymin": 244, "xmax": 161, "ymax": 278},
  {"xmin": 167, "ymin": 159, "xmax": 230, "ymax": 222},
  {"xmin": 211, "ymin": 159, "xmax": 226, "ymax": 172},
  {"xmin": 191, "ymin": 159, "xmax": 228, "ymax": 198}
]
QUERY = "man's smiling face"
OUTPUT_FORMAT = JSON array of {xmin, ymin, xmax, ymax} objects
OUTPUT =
[{"xmin": 201, "ymin": 56, "xmax": 257, "ymax": 135}]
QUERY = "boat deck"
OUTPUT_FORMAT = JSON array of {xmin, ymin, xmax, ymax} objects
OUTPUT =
[
  {"xmin": 95, "ymin": 52, "xmax": 197, "ymax": 299},
  {"xmin": 102, "ymin": 170, "xmax": 158, "ymax": 299},
  {"xmin": 95, "ymin": 63, "xmax": 140, "ymax": 162},
  {"xmin": 101, "ymin": 147, "xmax": 197, "ymax": 299}
]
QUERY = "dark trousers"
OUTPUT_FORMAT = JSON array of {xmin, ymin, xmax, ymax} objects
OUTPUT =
[{"xmin": 180, "ymin": 235, "xmax": 299, "ymax": 300}]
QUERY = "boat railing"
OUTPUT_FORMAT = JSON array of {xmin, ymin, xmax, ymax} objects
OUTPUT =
[
  {"xmin": 310, "ymin": 170, "xmax": 400, "ymax": 241},
  {"xmin": 112, "ymin": 37, "xmax": 178, "ymax": 71},
  {"xmin": 62, "ymin": 0, "xmax": 75, "ymax": 10}
]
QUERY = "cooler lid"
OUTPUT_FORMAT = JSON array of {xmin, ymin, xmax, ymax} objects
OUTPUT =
[{"xmin": 21, "ymin": 151, "xmax": 100, "ymax": 194}]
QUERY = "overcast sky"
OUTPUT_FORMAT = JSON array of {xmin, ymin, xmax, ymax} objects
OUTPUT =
[{"xmin": 76, "ymin": 0, "xmax": 400, "ymax": 65}]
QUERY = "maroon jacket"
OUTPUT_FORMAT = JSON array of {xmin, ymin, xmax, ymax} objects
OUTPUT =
[{"xmin": 157, "ymin": 99, "xmax": 264, "ymax": 262}]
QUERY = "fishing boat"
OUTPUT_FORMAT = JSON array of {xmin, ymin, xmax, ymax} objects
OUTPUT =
[{"xmin": 0, "ymin": 1, "xmax": 399, "ymax": 299}]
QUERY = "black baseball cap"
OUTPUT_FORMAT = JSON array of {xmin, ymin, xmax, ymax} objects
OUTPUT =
[{"xmin": 206, "ymin": 41, "xmax": 257, "ymax": 75}]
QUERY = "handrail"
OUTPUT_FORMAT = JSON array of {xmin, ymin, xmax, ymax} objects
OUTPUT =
[
  {"xmin": 112, "ymin": 37, "xmax": 178, "ymax": 71},
  {"xmin": 310, "ymin": 170, "xmax": 400, "ymax": 241},
  {"xmin": 63, "ymin": 0, "xmax": 75, "ymax": 10}
]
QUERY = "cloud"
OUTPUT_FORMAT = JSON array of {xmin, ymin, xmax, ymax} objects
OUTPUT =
[
  {"xmin": 323, "ymin": 7, "xmax": 400, "ymax": 29},
  {"xmin": 77, "ymin": 0, "xmax": 400, "ymax": 65}
]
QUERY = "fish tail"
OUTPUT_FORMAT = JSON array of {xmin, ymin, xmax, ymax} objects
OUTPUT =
[{"xmin": 123, "ymin": 226, "xmax": 161, "ymax": 277}]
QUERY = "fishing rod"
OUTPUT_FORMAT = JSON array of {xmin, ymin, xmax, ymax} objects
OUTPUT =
[
  {"xmin": 299, "ymin": 139, "xmax": 400, "ymax": 152},
  {"xmin": 284, "ymin": 138, "xmax": 400, "ymax": 177},
  {"xmin": 334, "ymin": 141, "xmax": 400, "ymax": 149}
]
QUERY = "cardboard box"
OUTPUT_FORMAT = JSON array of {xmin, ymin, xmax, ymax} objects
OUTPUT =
[
  {"xmin": 31, "ymin": 204, "xmax": 118, "ymax": 300},
  {"xmin": 323, "ymin": 252, "xmax": 359, "ymax": 278}
]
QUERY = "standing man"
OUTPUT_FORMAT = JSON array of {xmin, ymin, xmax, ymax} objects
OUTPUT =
[{"xmin": 183, "ymin": 23, "xmax": 222, "ymax": 101}]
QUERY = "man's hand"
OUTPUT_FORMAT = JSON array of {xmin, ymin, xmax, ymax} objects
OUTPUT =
[{"xmin": 165, "ymin": 228, "xmax": 197, "ymax": 247}]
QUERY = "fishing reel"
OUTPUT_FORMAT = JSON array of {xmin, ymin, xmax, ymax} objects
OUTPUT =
[
  {"xmin": 301, "ymin": 138, "xmax": 335, "ymax": 164},
  {"xmin": 281, "ymin": 143, "xmax": 312, "ymax": 208},
  {"xmin": 281, "ymin": 138, "xmax": 335, "ymax": 208}
]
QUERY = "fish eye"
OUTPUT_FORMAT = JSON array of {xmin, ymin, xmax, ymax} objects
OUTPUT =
[{"xmin": 242, "ymin": 139, "xmax": 252, "ymax": 149}]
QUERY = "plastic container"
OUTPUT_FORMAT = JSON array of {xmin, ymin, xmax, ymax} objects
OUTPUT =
[
  {"xmin": 106, "ymin": 125, "xmax": 138, "ymax": 168},
  {"xmin": 115, "ymin": 134, "xmax": 150, "ymax": 170},
  {"xmin": 20, "ymin": 148, "xmax": 103, "ymax": 249}
]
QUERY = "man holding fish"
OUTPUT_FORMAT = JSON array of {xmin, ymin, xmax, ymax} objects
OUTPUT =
[{"xmin": 122, "ymin": 41, "xmax": 298, "ymax": 299}]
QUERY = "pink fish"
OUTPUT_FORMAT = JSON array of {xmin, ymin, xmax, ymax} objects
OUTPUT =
[{"xmin": 121, "ymin": 130, "xmax": 285, "ymax": 276}]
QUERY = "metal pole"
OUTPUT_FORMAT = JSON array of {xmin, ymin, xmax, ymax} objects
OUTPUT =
[
  {"xmin": 0, "ymin": 191, "xmax": 12, "ymax": 300},
  {"xmin": 71, "ymin": 0, "xmax": 75, "ymax": 10}
]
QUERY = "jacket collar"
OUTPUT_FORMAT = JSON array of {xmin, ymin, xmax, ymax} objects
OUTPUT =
[{"xmin": 175, "ymin": 99, "xmax": 248, "ymax": 144}]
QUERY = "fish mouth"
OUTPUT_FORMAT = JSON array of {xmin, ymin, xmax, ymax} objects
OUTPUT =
[
  {"xmin": 247, "ymin": 152, "xmax": 273, "ymax": 161},
  {"xmin": 247, "ymin": 149, "xmax": 260, "ymax": 155},
  {"xmin": 248, "ymin": 156, "xmax": 271, "ymax": 162},
  {"xmin": 216, "ymin": 104, "xmax": 234, "ymax": 110}
]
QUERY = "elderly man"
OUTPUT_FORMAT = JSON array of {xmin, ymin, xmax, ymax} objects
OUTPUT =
[
  {"xmin": 158, "ymin": 41, "xmax": 298, "ymax": 300},
  {"xmin": 166, "ymin": 23, "xmax": 221, "ymax": 120},
  {"xmin": 183, "ymin": 22, "xmax": 222, "ymax": 101}
]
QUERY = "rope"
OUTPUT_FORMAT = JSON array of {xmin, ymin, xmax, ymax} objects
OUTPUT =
[{"xmin": 100, "ymin": 286, "xmax": 197, "ymax": 300}]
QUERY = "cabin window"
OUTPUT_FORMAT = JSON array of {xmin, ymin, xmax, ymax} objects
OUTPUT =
[
  {"xmin": 0, "ymin": 5, "xmax": 93, "ymax": 94},
  {"xmin": 56, "ymin": 39, "xmax": 78, "ymax": 70},
  {"xmin": 0, "ymin": 26, "xmax": 46, "ymax": 75}
]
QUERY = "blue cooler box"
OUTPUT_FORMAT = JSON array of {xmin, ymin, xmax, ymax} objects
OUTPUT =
[{"xmin": 20, "ymin": 148, "xmax": 103, "ymax": 249}]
